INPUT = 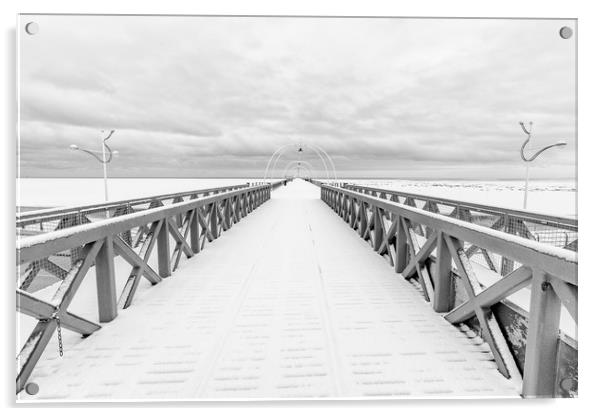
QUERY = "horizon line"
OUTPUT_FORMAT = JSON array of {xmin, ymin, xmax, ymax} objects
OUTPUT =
[{"xmin": 16, "ymin": 176, "xmax": 577, "ymax": 181}]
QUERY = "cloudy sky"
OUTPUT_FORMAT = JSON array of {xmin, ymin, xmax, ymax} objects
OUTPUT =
[{"xmin": 18, "ymin": 15, "xmax": 576, "ymax": 179}]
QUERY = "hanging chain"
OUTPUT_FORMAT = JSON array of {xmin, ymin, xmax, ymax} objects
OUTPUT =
[
  {"xmin": 56, "ymin": 316, "xmax": 63, "ymax": 357},
  {"xmin": 50, "ymin": 310, "xmax": 64, "ymax": 357}
]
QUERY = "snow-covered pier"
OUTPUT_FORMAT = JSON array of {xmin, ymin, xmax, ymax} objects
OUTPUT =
[{"xmin": 16, "ymin": 179, "xmax": 578, "ymax": 400}]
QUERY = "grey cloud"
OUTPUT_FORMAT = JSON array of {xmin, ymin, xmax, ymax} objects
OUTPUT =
[{"xmin": 18, "ymin": 16, "xmax": 576, "ymax": 179}]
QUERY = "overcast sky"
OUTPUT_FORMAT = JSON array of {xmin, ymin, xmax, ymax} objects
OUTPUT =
[{"xmin": 18, "ymin": 16, "xmax": 576, "ymax": 179}]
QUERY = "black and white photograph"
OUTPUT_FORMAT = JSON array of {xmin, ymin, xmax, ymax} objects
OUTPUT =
[{"xmin": 14, "ymin": 13, "xmax": 578, "ymax": 402}]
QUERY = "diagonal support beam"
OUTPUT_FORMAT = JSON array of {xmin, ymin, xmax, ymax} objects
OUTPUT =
[
  {"xmin": 400, "ymin": 230, "xmax": 437, "ymax": 279},
  {"xmin": 17, "ymin": 290, "xmax": 101, "ymax": 335},
  {"xmin": 167, "ymin": 217, "xmax": 193, "ymax": 258},
  {"xmin": 167, "ymin": 215, "xmax": 193, "ymax": 271},
  {"xmin": 549, "ymin": 278, "xmax": 577, "ymax": 324},
  {"xmin": 16, "ymin": 320, "xmax": 57, "ymax": 394},
  {"xmin": 197, "ymin": 208, "xmax": 216, "ymax": 242},
  {"xmin": 113, "ymin": 235, "xmax": 162, "ymax": 284},
  {"xmin": 118, "ymin": 220, "xmax": 163, "ymax": 309},
  {"xmin": 378, "ymin": 216, "xmax": 399, "ymax": 255},
  {"xmin": 401, "ymin": 218, "xmax": 435, "ymax": 302},
  {"xmin": 444, "ymin": 234, "xmax": 521, "ymax": 381},
  {"xmin": 16, "ymin": 239, "xmax": 104, "ymax": 394},
  {"xmin": 445, "ymin": 265, "xmax": 533, "ymax": 324}
]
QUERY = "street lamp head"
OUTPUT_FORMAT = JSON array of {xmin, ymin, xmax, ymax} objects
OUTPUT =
[
  {"xmin": 556, "ymin": 141, "xmax": 568, "ymax": 146},
  {"xmin": 69, "ymin": 144, "xmax": 79, "ymax": 151}
]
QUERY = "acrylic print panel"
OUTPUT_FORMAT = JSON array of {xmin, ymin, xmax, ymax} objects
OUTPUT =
[{"xmin": 16, "ymin": 15, "xmax": 577, "ymax": 401}]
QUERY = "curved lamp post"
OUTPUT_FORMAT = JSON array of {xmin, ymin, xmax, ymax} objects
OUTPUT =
[
  {"xmin": 284, "ymin": 163, "xmax": 313, "ymax": 179},
  {"xmin": 519, "ymin": 122, "xmax": 567, "ymax": 209},
  {"xmin": 263, "ymin": 142, "xmax": 337, "ymax": 183},
  {"xmin": 281, "ymin": 160, "xmax": 315, "ymax": 179},
  {"xmin": 268, "ymin": 144, "xmax": 331, "ymax": 182},
  {"xmin": 270, "ymin": 149, "xmax": 324, "ymax": 181},
  {"xmin": 309, "ymin": 142, "xmax": 338, "ymax": 181},
  {"xmin": 70, "ymin": 130, "xmax": 118, "ymax": 204}
]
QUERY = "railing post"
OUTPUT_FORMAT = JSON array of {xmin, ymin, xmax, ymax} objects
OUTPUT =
[
  {"xmin": 95, "ymin": 236, "xmax": 117, "ymax": 322},
  {"xmin": 173, "ymin": 196, "xmax": 184, "ymax": 228},
  {"xmin": 157, "ymin": 219, "xmax": 171, "ymax": 277},
  {"xmin": 190, "ymin": 209, "xmax": 200, "ymax": 253},
  {"xmin": 224, "ymin": 198, "xmax": 232, "ymax": 230},
  {"xmin": 433, "ymin": 231, "xmax": 454, "ymax": 312},
  {"xmin": 240, "ymin": 193, "xmax": 247, "ymax": 217},
  {"xmin": 522, "ymin": 268, "xmax": 562, "ymax": 398},
  {"xmin": 373, "ymin": 205, "xmax": 383, "ymax": 251},
  {"xmin": 359, "ymin": 202, "xmax": 368, "ymax": 237},
  {"xmin": 210, "ymin": 202, "xmax": 219, "ymax": 238},
  {"xmin": 394, "ymin": 215, "xmax": 408, "ymax": 273},
  {"xmin": 501, "ymin": 214, "xmax": 515, "ymax": 275}
]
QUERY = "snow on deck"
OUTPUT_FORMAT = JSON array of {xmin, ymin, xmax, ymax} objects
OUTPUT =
[{"xmin": 19, "ymin": 179, "xmax": 519, "ymax": 401}]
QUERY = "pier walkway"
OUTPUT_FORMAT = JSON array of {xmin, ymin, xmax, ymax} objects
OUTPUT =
[{"xmin": 18, "ymin": 180, "xmax": 519, "ymax": 400}]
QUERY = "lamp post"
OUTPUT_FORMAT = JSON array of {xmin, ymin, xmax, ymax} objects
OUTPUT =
[
  {"xmin": 263, "ymin": 142, "xmax": 337, "ymax": 183},
  {"xmin": 70, "ymin": 130, "xmax": 118, "ymax": 204},
  {"xmin": 519, "ymin": 122, "xmax": 567, "ymax": 210},
  {"xmin": 281, "ymin": 160, "xmax": 315, "ymax": 179}
]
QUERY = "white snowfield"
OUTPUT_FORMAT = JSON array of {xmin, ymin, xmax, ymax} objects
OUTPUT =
[{"xmin": 19, "ymin": 180, "xmax": 519, "ymax": 401}]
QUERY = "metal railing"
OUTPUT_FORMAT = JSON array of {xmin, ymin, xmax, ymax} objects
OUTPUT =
[
  {"xmin": 320, "ymin": 184, "xmax": 577, "ymax": 398},
  {"xmin": 16, "ymin": 181, "xmax": 289, "ymax": 292},
  {"xmin": 268, "ymin": 178, "xmax": 291, "ymax": 190},
  {"xmin": 309, "ymin": 180, "xmax": 577, "ymax": 276},
  {"xmin": 16, "ymin": 184, "xmax": 251, "ymax": 231},
  {"xmin": 16, "ymin": 184, "xmax": 273, "ymax": 393}
]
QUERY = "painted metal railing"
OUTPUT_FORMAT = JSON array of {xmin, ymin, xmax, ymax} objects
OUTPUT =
[
  {"xmin": 320, "ymin": 184, "xmax": 577, "ymax": 398},
  {"xmin": 344, "ymin": 183, "xmax": 577, "ymax": 246},
  {"xmin": 16, "ymin": 181, "xmax": 289, "ymax": 292},
  {"xmin": 16, "ymin": 184, "xmax": 251, "ymax": 232},
  {"xmin": 310, "ymin": 180, "xmax": 576, "ymax": 275},
  {"xmin": 16, "ymin": 184, "xmax": 273, "ymax": 393},
  {"xmin": 267, "ymin": 178, "xmax": 291, "ymax": 190}
]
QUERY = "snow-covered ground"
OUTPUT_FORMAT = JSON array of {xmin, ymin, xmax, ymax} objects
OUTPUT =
[
  {"xmin": 16, "ymin": 178, "xmax": 270, "ymax": 208},
  {"xmin": 345, "ymin": 179, "xmax": 577, "ymax": 218},
  {"xmin": 17, "ymin": 178, "xmax": 577, "ymax": 218}
]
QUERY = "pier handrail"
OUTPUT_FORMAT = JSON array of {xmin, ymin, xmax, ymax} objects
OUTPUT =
[
  {"xmin": 307, "ymin": 179, "xmax": 576, "ymax": 278},
  {"xmin": 342, "ymin": 183, "xmax": 577, "ymax": 230},
  {"xmin": 16, "ymin": 183, "xmax": 251, "ymax": 227},
  {"xmin": 16, "ymin": 184, "xmax": 272, "ymax": 393},
  {"xmin": 320, "ymin": 184, "xmax": 577, "ymax": 398},
  {"xmin": 268, "ymin": 178, "xmax": 290, "ymax": 190}
]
